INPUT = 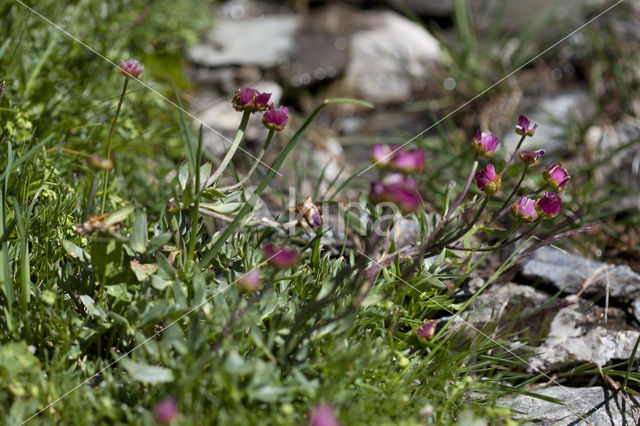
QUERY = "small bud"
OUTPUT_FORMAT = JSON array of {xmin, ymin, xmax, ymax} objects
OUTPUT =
[
  {"xmin": 117, "ymin": 59, "xmax": 143, "ymax": 79},
  {"xmin": 308, "ymin": 404, "xmax": 340, "ymax": 426},
  {"xmin": 296, "ymin": 196, "xmax": 323, "ymax": 229},
  {"xmin": 543, "ymin": 164, "xmax": 570, "ymax": 192},
  {"xmin": 470, "ymin": 130, "xmax": 499, "ymax": 157},
  {"xmin": 416, "ymin": 320, "xmax": 436, "ymax": 340},
  {"xmin": 232, "ymin": 88, "xmax": 271, "ymax": 112},
  {"xmin": 371, "ymin": 144, "xmax": 394, "ymax": 168},
  {"xmin": 511, "ymin": 197, "xmax": 539, "ymax": 222},
  {"xmin": 369, "ymin": 174, "xmax": 421, "ymax": 214},
  {"xmin": 262, "ymin": 104, "xmax": 289, "ymax": 131},
  {"xmin": 474, "ymin": 164, "xmax": 501, "ymax": 195},
  {"xmin": 237, "ymin": 269, "xmax": 261, "ymax": 292},
  {"xmin": 519, "ymin": 149, "xmax": 545, "ymax": 167},
  {"xmin": 263, "ymin": 243, "xmax": 299, "ymax": 269},
  {"xmin": 515, "ymin": 114, "xmax": 537, "ymax": 137},
  {"xmin": 153, "ymin": 397, "xmax": 178, "ymax": 425},
  {"xmin": 535, "ymin": 191, "xmax": 562, "ymax": 219},
  {"xmin": 87, "ymin": 154, "xmax": 114, "ymax": 171}
]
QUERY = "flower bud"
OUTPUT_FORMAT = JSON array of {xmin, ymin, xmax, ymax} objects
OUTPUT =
[
  {"xmin": 470, "ymin": 130, "xmax": 499, "ymax": 157},
  {"xmin": 371, "ymin": 144, "xmax": 394, "ymax": 168},
  {"xmin": 232, "ymin": 88, "xmax": 271, "ymax": 112},
  {"xmin": 369, "ymin": 174, "xmax": 421, "ymax": 214},
  {"xmin": 117, "ymin": 59, "xmax": 143, "ymax": 79},
  {"xmin": 296, "ymin": 196, "xmax": 323, "ymax": 229},
  {"xmin": 308, "ymin": 404, "xmax": 340, "ymax": 426},
  {"xmin": 153, "ymin": 397, "xmax": 178, "ymax": 425},
  {"xmin": 87, "ymin": 154, "xmax": 114, "ymax": 171},
  {"xmin": 237, "ymin": 269, "xmax": 261, "ymax": 292},
  {"xmin": 535, "ymin": 191, "xmax": 562, "ymax": 219},
  {"xmin": 416, "ymin": 320, "xmax": 436, "ymax": 340},
  {"xmin": 543, "ymin": 164, "xmax": 570, "ymax": 192},
  {"xmin": 515, "ymin": 114, "xmax": 537, "ymax": 137},
  {"xmin": 511, "ymin": 197, "xmax": 539, "ymax": 222},
  {"xmin": 518, "ymin": 149, "xmax": 545, "ymax": 167},
  {"xmin": 263, "ymin": 243, "xmax": 299, "ymax": 268},
  {"xmin": 474, "ymin": 164, "xmax": 502, "ymax": 195},
  {"xmin": 262, "ymin": 104, "xmax": 289, "ymax": 131}
]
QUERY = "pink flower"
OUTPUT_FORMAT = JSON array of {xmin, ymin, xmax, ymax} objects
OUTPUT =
[
  {"xmin": 519, "ymin": 149, "xmax": 545, "ymax": 167},
  {"xmin": 237, "ymin": 269, "xmax": 261, "ymax": 292},
  {"xmin": 416, "ymin": 320, "xmax": 436, "ymax": 340},
  {"xmin": 262, "ymin": 104, "xmax": 289, "ymax": 131},
  {"xmin": 309, "ymin": 404, "xmax": 340, "ymax": 426},
  {"xmin": 470, "ymin": 130, "xmax": 499, "ymax": 157},
  {"xmin": 474, "ymin": 164, "xmax": 502, "ymax": 195},
  {"xmin": 232, "ymin": 88, "xmax": 271, "ymax": 112},
  {"xmin": 535, "ymin": 191, "xmax": 562, "ymax": 219},
  {"xmin": 153, "ymin": 397, "xmax": 178, "ymax": 425},
  {"xmin": 511, "ymin": 197, "xmax": 539, "ymax": 222},
  {"xmin": 370, "ymin": 144, "xmax": 425, "ymax": 173},
  {"xmin": 369, "ymin": 174, "xmax": 421, "ymax": 214},
  {"xmin": 515, "ymin": 114, "xmax": 537, "ymax": 137},
  {"xmin": 263, "ymin": 243, "xmax": 299, "ymax": 268},
  {"xmin": 543, "ymin": 164, "xmax": 570, "ymax": 192},
  {"xmin": 117, "ymin": 59, "xmax": 143, "ymax": 79}
]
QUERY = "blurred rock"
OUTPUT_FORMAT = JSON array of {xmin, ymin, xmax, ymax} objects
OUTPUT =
[
  {"xmin": 529, "ymin": 295, "xmax": 638, "ymax": 370},
  {"xmin": 521, "ymin": 246, "xmax": 640, "ymax": 298},
  {"xmin": 499, "ymin": 386, "xmax": 640, "ymax": 425},
  {"xmin": 343, "ymin": 10, "xmax": 442, "ymax": 104},
  {"xmin": 189, "ymin": 15, "xmax": 301, "ymax": 68}
]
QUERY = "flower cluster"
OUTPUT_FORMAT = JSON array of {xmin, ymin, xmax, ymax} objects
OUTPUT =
[
  {"xmin": 117, "ymin": 59, "xmax": 143, "ymax": 79},
  {"xmin": 232, "ymin": 87, "xmax": 290, "ymax": 132}
]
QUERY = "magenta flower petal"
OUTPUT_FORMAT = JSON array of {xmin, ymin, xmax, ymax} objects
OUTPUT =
[
  {"xmin": 474, "ymin": 164, "xmax": 502, "ymax": 195},
  {"xmin": 543, "ymin": 164, "xmax": 570, "ymax": 192},
  {"xmin": 371, "ymin": 144, "xmax": 395, "ymax": 168},
  {"xmin": 416, "ymin": 320, "xmax": 436, "ymax": 340},
  {"xmin": 118, "ymin": 59, "xmax": 143, "ymax": 79},
  {"xmin": 470, "ymin": 130, "xmax": 499, "ymax": 157},
  {"xmin": 535, "ymin": 191, "xmax": 562, "ymax": 219},
  {"xmin": 519, "ymin": 149, "xmax": 545, "ymax": 167},
  {"xmin": 262, "ymin": 104, "xmax": 289, "ymax": 131},
  {"xmin": 309, "ymin": 404, "xmax": 340, "ymax": 426},
  {"xmin": 369, "ymin": 174, "xmax": 421, "ymax": 214},
  {"xmin": 392, "ymin": 148, "xmax": 425, "ymax": 172},
  {"xmin": 515, "ymin": 114, "xmax": 537, "ymax": 137},
  {"xmin": 153, "ymin": 397, "xmax": 178, "ymax": 425},
  {"xmin": 263, "ymin": 243, "xmax": 299, "ymax": 269},
  {"xmin": 232, "ymin": 88, "xmax": 271, "ymax": 112},
  {"xmin": 296, "ymin": 197, "xmax": 323, "ymax": 229},
  {"xmin": 511, "ymin": 197, "xmax": 539, "ymax": 222},
  {"xmin": 237, "ymin": 269, "xmax": 261, "ymax": 292}
]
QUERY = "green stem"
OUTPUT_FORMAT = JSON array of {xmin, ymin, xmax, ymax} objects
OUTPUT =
[
  {"xmin": 500, "ymin": 134, "xmax": 526, "ymax": 177},
  {"xmin": 468, "ymin": 219, "xmax": 522, "ymax": 271},
  {"xmin": 202, "ymin": 110, "xmax": 251, "ymax": 189},
  {"xmin": 217, "ymin": 129, "xmax": 275, "ymax": 192},
  {"xmin": 436, "ymin": 196, "xmax": 489, "ymax": 249},
  {"xmin": 187, "ymin": 127, "xmax": 204, "ymax": 265},
  {"xmin": 100, "ymin": 78, "xmax": 129, "ymax": 213},
  {"xmin": 492, "ymin": 165, "xmax": 528, "ymax": 223},
  {"xmin": 84, "ymin": 173, "xmax": 99, "ymax": 221}
]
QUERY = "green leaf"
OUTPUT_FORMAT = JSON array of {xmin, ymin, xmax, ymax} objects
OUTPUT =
[
  {"xmin": 178, "ymin": 161, "xmax": 189, "ymax": 191},
  {"xmin": 105, "ymin": 205, "xmax": 134, "ymax": 225},
  {"xmin": 62, "ymin": 240, "xmax": 90, "ymax": 262},
  {"xmin": 119, "ymin": 358, "xmax": 174, "ymax": 384},
  {"xmin": 129, "ymin": 213, "xmax": 148, "ymax": 253}
]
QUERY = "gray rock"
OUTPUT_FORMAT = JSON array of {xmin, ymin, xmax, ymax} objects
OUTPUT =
[
  {"xmin": 343, "ymin": 11, "xmax": 442, "ymax": 104},
  {"xmin": 189, "ymin": 15, "xmax": 301, "ymax": 68},
  {"xmin": 499, "ymin": 385, "xmax": 640, "ymax": 425},
  {"xmin": 521, "ymin": 246, "xmax": 640, "ymax": 298},
  {"xmin": 529, "ymin": 295, "xmax": 639, "ymax": 370}
]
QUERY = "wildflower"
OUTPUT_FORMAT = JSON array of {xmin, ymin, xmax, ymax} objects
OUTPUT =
[
  {"xmin": 87, "ymin": 154, "xmax": 114, "ymax": 171},
  {"xmin": 535, "ymin": 191, "xmax": 562, "ymax": 219},
  {"xmin": 543, "ymin": 164, "xmax": 570, "ymax": 192},
  {"xmin": 416, "ymin": 320, "xmax": 436, "ymax": 340},
  {"xmin": 474, "ymin": 164, "xmax": 501, "ymax": 195},
  {"xmin": 309, "ymin": 404, "xmax": 340, "ymax": 426},
  {"xmin": 515, "ymin": 114, "xmax": 537, "ymax": 137},
  {"xmin": 237, "ymin": 269, "xmax": 261, "ymax": 292},
  {"xmin": 262, "ymin": 104, "xmax": 289, "ymax": 131},
  {"xmin": 153, "ymin": 397, "xmax": 178, "ymax": 425},
  {"xmin": 511, "ymin": 197, "xmax": 539, "ymax": 222},
  {"xmin": 263, "ymin": 243, "xmax": 299, "ymax": 268},
  {"xmin": 232, "ymin": 88, "xmax": 271, "ymax": 112},
  {"xmin": 371, "ymin": 144, "xmax": 425, "ymax": 173},
  {"xmin": 519, "ymin": 149, "xmax": 545, "ymax": 167},
  {"xmin": 470, "ymin": 130, "xmax": 499, "ymax": 157},
  {"xmin": 369, "ymin": 174, "xmax": 421, "ymax": 214},
  {"xmin": 117, "ymin": 59, "xmax": 143, "ymax": 79},
  {"xmin": 296, "ymin": 196, "xmax": 323, "ymax": 229}
]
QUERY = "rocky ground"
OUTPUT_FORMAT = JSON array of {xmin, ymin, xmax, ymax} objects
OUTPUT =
[{"xmin": 186, "ymin": 1, "xmax": 640, "ymax": 423}]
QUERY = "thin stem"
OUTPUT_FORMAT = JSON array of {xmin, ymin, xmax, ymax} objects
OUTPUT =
[
  {"xmin": 187, "ymin": 126, "xmax": 204, "ymax": 265},
  {"xmin": 217, "ymin": 129, "xmax": 275, "ymax": 192},
  {"xmin": 448, "ymin": 219, "xmax": 540, "ymax": 251},
  {"xmin": 467, "ymin": 218, "xmax": 523, "ymax": 271},
  {"xmin": 202, "ymin": 110, "xmax": 251, "ymax": 190},
  {"xmin": 84, "ymin": 173, "xmax": 100, "ymax": 221},
  {"xmin": 500, "ymin": 134, "xmax": 526, "ymax": 177},
  {"xmin": 437, "ymin": 196, "xmax": 489, "ymax": 249},
  {"xmin": 100, "ymin": 78, "xmax": 129, "ymax": 213},
  {"xmin": 492, "ymin": 164, "xmax": 528, "ymax": 223}
]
